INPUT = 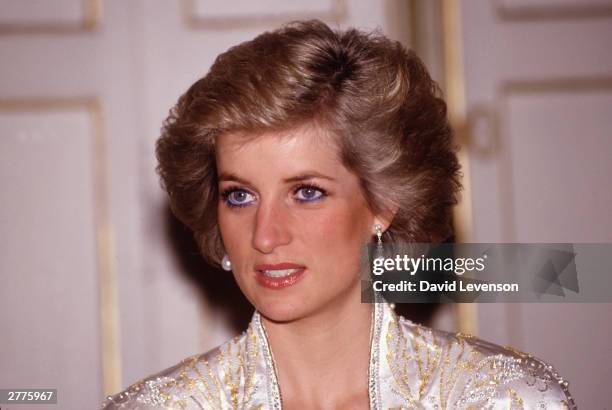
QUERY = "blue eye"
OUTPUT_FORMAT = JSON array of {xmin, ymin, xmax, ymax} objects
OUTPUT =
[
  {"xmin": 294, "ymin": 184, "xmax": 326, "ymax": 202},
  {"xmin": 222, "ymin": 188, "xmax": 255, "ymax": 208}
]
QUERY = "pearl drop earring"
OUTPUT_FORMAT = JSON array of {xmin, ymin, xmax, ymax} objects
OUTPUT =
[{"xmin": 221, "ymin": 254, "xmax": 232, "ymax": 271}]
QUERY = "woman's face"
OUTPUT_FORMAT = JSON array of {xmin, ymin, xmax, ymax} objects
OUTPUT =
[{"xmin": 216, "ymin": 125, "xmax": 378, "ymax": 322}]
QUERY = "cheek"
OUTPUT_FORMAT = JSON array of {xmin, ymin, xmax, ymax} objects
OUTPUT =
[
  {"xmin": 217, "ymin": 205, "xmax": 231, "ymax": 244},
  {"xmin": 301, "ymin": 201, "xmax": 370, "ymax": 258},
  {"xmin": 217, "ymin": 205, "xmax": 250, "ymax": 252}
]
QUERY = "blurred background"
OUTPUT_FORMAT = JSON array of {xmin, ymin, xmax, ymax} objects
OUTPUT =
[{"xmin": 1, "ymin": 0, "xmax": 611, "ymax": 408}]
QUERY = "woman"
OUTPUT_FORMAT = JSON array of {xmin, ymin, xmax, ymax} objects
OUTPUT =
[{"xmin": 102, "ymin": 20, "xmax": 575, "ymax": 409}]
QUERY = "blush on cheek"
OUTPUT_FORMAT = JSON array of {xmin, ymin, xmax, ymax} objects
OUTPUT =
[
  {"xmin": 305, "ymin": 204, "xmax": 367, "ymax": 248},
  {"xmin": 304, "ymin": 206, "xmax": 368, "ymax": 291}
]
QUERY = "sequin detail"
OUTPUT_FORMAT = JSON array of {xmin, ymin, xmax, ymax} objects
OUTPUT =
[{"xmin": 101, "ymin": 302, "xmax": 576, "ymax": 409}]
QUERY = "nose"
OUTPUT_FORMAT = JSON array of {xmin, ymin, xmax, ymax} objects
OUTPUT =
[{"xmin": 251, "ymin": 197, "xmax": 292, "ymax": 254}]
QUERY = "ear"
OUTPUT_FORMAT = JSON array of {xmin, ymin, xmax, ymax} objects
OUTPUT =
[{"xmin": 373, "ymin": 202, "xmax": 399, "ymax": 234}]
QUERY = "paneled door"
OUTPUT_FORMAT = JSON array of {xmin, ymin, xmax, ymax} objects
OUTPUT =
[{"xmin": 460, "ymin": 1, "xmax": 612, "ymax": 407}]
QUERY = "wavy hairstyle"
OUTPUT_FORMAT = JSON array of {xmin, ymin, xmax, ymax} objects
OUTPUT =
[{"xmin": 156, "ymin": 19, "xmax": 462, "ymax": 267}]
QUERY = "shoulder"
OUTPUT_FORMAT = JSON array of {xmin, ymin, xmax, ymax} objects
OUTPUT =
[
  {"xmin": 99, "ymin": 329, "xmax": 258, "ymax": 410},
  {"xmin": 392, "ymin": 315, "xmax": 576, "ymax": 409},
  {"xmin": 99, "ymin": 350, "xmax": 216, "ymax": 410}
]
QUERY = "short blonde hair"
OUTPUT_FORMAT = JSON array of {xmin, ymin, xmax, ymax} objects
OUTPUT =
[{"xmin": 156, "ymin": 19, "xmax": 462, "ymax": 267}]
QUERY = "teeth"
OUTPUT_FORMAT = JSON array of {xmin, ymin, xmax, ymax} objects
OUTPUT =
[{"xmin": 262, "ymin": 268, "xmax": 302, "ymax": 277}]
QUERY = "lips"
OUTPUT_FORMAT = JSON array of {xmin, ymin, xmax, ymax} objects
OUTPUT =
[{"xmin": 254, "ymin": 262, "xmax": 307, "ymax": 289}]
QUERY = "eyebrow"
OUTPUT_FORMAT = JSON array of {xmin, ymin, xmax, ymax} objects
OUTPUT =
[{"xmin": 218, "ymin": 171, "xmax": 337, "ymax": 185}]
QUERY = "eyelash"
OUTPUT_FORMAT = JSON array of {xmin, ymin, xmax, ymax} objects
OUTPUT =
[
  {"xmin": 294, "ymin": 183, "xmax": 328, "ymax": 203},
  {"xmin": 220, "ymin": 183, "xmax": 328, "ymax": 209}
]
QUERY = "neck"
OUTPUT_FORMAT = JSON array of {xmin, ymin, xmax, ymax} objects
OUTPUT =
[{"xmin": 260, "ymin": 290, "xmax": 374, "ymax": 407}]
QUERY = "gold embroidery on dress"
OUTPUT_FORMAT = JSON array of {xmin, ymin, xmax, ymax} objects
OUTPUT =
[
  {"xmin": 455, "ymin": 332, "xmax": 476, "ymax": 339},
  {"xmin": 412, "ymin": 325, "xmax": 441, "ymax": 400},
  {"xmin": 507, "ymin": 387, "xmax": 525, "ymax": 409},
  {"xmin": 191, "ymin": 355, "xmax": 222, "ymax": 408},
  {"xmin": 109, "ymin": 325, "xmax": 260, "ymax": 409},
  {"xmin": 503, "ymin": 345, "xmax": 531, "ymax": 360},
  {"xmin": 386, "ymin": 317, "xmax": 419, "ymax": 406},
  {"xmin": 101, "ymin": 302, "xmax": 577, "ymax": 409},
  {"xmin": 385, "ymin": 313, "xmax": 442, "ymax": 406},
  {"xmin": 215, "ymin": 326, "xmax": 259, "ymax": 409},
  {"xmin": 437, "ymin": 334, "xmax": 469, "ymax": 409}
]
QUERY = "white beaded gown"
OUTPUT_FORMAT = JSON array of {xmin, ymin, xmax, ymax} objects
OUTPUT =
[{"xmin": 100, "ymin": 302, "xmax": 576, "ymax": 409}]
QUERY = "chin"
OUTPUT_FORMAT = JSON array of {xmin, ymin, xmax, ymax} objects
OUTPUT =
[{"xmin": 254, "ymin": 296, "xmax": 311, "ymax": 323}]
